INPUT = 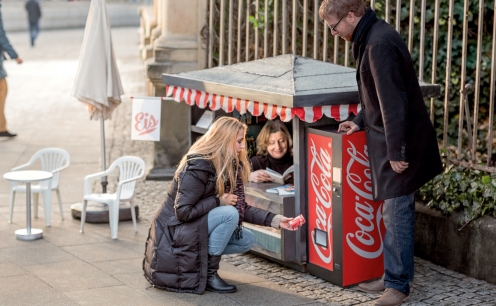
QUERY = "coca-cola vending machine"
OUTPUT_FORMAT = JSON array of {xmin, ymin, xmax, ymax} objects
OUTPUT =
[{"xmin": 306, "ymin": 127, "xmax": 385, "ymax": 287}]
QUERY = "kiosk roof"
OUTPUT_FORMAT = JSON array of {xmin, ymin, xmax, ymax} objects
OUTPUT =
[{"xmin": 162, "ymin": 54, "xmax": 441, "ymax": 108}]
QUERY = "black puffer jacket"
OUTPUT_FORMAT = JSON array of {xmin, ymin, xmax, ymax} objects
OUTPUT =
[{"xmin": 143, "ymin": 156, "xmax": 275, "ymax": 294}]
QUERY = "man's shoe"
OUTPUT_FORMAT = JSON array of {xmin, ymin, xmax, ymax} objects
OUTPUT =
[
  {"xmin": 357, "ymin": 277, "xmax": 385, "ymax": 293},
  {"xmin": 374, "ymin": 288, "xmax": 409, "ymax": 306},
  {"xmin": 0, "ymin": 131, "xmax": 17, "ymax": 138},
  {"xmin": 357, "ymin": 275, "xmax": 413, "ymax": 294}
]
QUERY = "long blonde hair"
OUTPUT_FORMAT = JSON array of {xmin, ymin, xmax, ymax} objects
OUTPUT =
[{"xmin": 176, "ymin": 117, "xmax": 250, "ymax": 196}]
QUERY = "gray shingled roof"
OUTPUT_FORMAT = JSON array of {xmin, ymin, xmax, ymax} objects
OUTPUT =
[{"xmin": 162, "ymin": 54, "xmax": 440, "ymax": 108}]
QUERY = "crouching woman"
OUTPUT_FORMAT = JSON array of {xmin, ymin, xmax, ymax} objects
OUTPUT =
[{"xmin": 143, "ymin": 117, "xmax": 295, "ymax": 294}]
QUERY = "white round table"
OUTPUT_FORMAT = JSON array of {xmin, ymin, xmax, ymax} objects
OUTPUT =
[{"xmin": 3, "ymin": 170, "xmax": 53, "ymax": 241}]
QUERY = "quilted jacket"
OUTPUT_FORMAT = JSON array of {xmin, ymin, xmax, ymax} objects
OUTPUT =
[{"xmin": 143, "ymin": 156, "xmax": 275, "ymax": 294}]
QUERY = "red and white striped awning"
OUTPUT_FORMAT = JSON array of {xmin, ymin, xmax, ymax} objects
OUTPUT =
[{"xmin": 165, "ymin": 85, "xmax": 360, "ymax": 123}]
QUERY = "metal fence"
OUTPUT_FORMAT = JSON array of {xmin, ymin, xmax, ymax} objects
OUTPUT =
[{"xmin": 205, "ymin": 0, "xmax": 496, "ymax": 171}]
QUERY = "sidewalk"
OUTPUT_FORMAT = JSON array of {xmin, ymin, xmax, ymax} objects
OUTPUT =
[
  {"xmin": 0, "ymin": 27, "xmax": 495, "ymax": 305},
  {"xmin": 2, "ymin": 1, "xmax": 141, "ymax": 32}
]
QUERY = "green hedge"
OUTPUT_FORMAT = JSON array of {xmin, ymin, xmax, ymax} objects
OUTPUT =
[{"xmin": 418, "ymin": 155, "xmax": 496, "ymax": 225}]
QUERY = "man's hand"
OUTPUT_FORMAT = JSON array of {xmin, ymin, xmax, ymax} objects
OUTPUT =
[
  {"xmin": 390, "ymin": 161, "xmax": 409, "ymax": 173},
  {"xmin": 15, "ymin": 57, "xmax": 23, "ymax": 64},
  {"xmin": 338, "ymin": 121, "xmax": 359, "ymax": 135}
]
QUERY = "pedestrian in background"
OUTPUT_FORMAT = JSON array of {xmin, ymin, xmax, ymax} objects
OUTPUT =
[
  {"xmin": 319, "ymin": 0, "xmax": 443, "ymax": 305},
  {"xmin": 25, "ymin": 0, "xmax": 41, "ymax": 47},
  {"xmin": 0, "ymin": 0, "xmax": 23, "ymax": 138},
  {"xmin": 143, "ymin": 117, "xmax": 296, "ymax": 294}
]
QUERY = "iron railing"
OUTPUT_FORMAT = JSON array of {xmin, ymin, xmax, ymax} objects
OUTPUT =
[{"xmin": 205, "ymin": 0, "xmax": 496, "ymax": 170}]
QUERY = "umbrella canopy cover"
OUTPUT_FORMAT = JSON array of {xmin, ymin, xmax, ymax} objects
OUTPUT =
[{"xmin": 72, "ymin": 0, "xmax": 124, "ymax": 120}]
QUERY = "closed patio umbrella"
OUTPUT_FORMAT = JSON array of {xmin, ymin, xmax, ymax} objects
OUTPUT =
[{"xmin": 72, "ymin": 0, "xmax": 124, "ymax": 192}]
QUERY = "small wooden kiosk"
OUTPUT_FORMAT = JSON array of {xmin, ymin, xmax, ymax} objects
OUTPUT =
[{"xmin": 161, "ymin": 54, "xmax": 440, "ymax": 282}]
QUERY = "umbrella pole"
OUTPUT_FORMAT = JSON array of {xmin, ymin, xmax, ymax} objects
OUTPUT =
[{"xmin": 100, "ymin": 118, "xmax": 108, "ymax": 193}]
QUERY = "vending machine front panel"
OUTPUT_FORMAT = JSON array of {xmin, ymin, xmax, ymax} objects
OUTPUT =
[
  {"xmin": 341, "ymin": 132, "xmax": 386, "ymax": 286},
  {"xmin": 307, "ymin": 132, "xmax": 334, "ymax": 271},
  {"xmin": 306, "ymin": 127, "xmax": 385, "ymax": 287}
]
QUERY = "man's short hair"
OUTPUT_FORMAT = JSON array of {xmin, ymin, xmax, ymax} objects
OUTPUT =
[{"xmin": 319, "ymin": 0, "xmax": 366, "ymax": 20}]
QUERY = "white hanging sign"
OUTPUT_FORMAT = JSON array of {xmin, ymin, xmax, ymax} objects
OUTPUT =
[{"xmin": 131, "ymin": 97, "xmax": 161, "ymax": 141}]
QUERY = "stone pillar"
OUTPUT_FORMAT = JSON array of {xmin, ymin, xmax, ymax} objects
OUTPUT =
[
  {"xmin": 145, "ymin": 0, "xmax": 207, "ymax": 180},
  {"xmin": 149, "ymin": 0, "xmax": 162, "ymax": 48}
]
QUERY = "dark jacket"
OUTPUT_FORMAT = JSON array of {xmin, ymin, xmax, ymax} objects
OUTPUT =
[
  {"xmin": 25, "ymin": 0, "xmax": 42, "ymax": 23},
  {"xmin": 352, "ymin": 8, "xmax": 443, "ymax": 201},
  {"xmin": 250, "ymin": 151, "xmax": 293, "ymax": 174},
  {"xmin": 143, "ymin": 157, "xmax": 275, "ymax": 294}
]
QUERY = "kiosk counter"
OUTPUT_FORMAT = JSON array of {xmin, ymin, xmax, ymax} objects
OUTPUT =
[{"xmin": 158, "ymin": 54, "xmax": 441, "ymax": 285}]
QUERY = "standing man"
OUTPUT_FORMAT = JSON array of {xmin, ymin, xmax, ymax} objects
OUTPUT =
[
  {"xmin": 319, "ymin": 1, "xmax": 442, "ymax": 305},
  {"xmin": 25, "ymin": 0, "xmax": 41, "ymax": 47},
  {"xmin": 0, "ymin": 0, "xmax": 23, "ymax": 138}
]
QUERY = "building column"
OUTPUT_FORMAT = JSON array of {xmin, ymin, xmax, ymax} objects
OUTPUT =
[
  {"xmin": 145, "ymin": 0, "xmax": 207, "ymax": 180},
  {"xmin": 138, "ymin": 0, "xmax": 160, "ymax": 60}
]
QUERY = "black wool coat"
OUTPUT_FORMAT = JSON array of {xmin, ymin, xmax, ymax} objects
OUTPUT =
[
  {"xmin": 143, "ymin": 157, "xmax": 275, "ymax": 294},
  {"xmin": 352, "ymin": 8, "xmax": 443, "ymax": 201}
]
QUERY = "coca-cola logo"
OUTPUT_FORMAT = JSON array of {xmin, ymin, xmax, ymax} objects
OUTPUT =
[
  {"xmin": 344, "ymin": 141, "xmax": 384, "ymax": 259},
  {"xmin": 309, "ymin": 138, "xmax": 333, "ymax": 264}
]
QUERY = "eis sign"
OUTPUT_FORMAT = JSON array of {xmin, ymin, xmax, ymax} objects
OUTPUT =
[{"xmin": 131, "ymin": 98, "xmax": 161, "ymax": 141}]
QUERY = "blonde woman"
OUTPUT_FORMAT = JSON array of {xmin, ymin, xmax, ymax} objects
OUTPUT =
[
  {"xmin": 143, "ymin": 117, "xmax": 295, "ymax": 294},
  {"xmin": 249, "ymin": 120, "xmax": 293, "ymax": 183}
]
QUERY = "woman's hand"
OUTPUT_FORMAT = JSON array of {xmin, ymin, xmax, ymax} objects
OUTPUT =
[
  {"xmin": 220, "ymin": 193, "xmax": 238, "ymax": 206},
  {"xmin": 249, "ymin": 170, "xmax": 273, "ymax": 183},
  {"xmin": 279, "ymin": 216, "xmax": 296, "ymax": 231}
]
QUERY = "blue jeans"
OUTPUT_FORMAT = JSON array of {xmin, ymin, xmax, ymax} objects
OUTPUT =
[
  {"xmin": 207, "ymin": 206, "xmax": 255, "ymax": 256},
  {"xmin": 383, "ymin": 192, "xmax": 415, "ymax": 295},
  {"xmin": 29, "ymin": 21, "xmax": 39, "ymax": 46}
]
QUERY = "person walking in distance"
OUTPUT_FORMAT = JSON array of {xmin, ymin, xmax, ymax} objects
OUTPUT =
[
  {"xmin": 25, "ymin": 0, "xmax": 41, "ymax": 47},
  {"xmin": 319, "ymin": 0, "xmax": 443, "ymax": 305},
  {"xmin": 0, "ymin": 0, "xmax": 23, "ymax": 138}
]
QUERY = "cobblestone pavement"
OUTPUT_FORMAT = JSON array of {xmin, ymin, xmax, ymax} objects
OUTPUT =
[{"xmin": 100, "ymin": 30, "xmax": 496, "ymax": 306}]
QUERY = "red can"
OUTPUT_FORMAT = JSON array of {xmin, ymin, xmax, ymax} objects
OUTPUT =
[{"xmin": 289, "ymin": 214, "xmax": 306, "ymax": 230}]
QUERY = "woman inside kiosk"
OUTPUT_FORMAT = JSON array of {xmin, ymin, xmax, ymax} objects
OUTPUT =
[
  {"xmin": 143, "ymin": 117, "xmax": 296, "ymax": 294},
  {"xmin": 249, "ymin": 120, "xmax": 294, "ymax": 183}
]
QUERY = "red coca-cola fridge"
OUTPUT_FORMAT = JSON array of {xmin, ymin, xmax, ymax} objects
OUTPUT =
[{"xmin": 305, "ymin": 127, "xmax": 385, "ymax": 287}]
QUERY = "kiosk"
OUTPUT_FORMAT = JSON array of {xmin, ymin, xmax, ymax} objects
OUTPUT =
[{"xmin": 159, "ymin": 54, "xmax": 440, "ymax": 284}]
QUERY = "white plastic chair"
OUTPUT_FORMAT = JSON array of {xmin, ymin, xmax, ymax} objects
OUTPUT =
[
  {"xmin": 80, "ymin": 156, "xmax": 145, "ymax": 239},
  {"xmin": 9, "ymin": 148, "xmax": 70, "ymax": 226}
]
